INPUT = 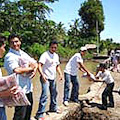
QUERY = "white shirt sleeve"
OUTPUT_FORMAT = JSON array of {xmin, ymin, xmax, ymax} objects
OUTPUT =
[
  {"xmin": 96, "ymin": 71, "xmax": 101, "ymax": 78},
  {"xmin": 39, "ymin": 52, "xmax": 46, "ymax": 64},
  {"xmin": 102, "ymin": 71, "xmax": 112, "ymax": 83},
  {"xmin": 76, "ymin": 53, "xmax": 83, "ymax": 63},
  {"xmin": 102, "ymin": 75, "xmax": 109, "ymax": 82},
  {"xmin": 56, "ymin": 54, "xmax": 60, "ymax": 65},
  {"xmin": 0, "ymin": 68, "xmax": 2, "ymax": 77},
  {"xmin": 22, "ymin": 51, "xmax": 37, "ymax": 63},
  {"xmin": 4, "ymin": 55, "xmax": 19, "ymax": 73}
]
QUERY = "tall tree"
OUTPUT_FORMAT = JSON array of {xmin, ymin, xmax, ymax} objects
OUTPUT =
[
  {"xmin": 79, "ymin": 0, "xmax": 104, "ymax": 40},
  {"xmin": 67, "ymin": 19, "xmax": 84, "ymax": 48}
]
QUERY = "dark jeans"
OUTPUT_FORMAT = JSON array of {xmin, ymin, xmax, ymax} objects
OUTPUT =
[
  {"xmin": 13, "ymin": 92, "xmax": 33, "ymax": 120},
  {"xmin": 63, "ymin": 73, "xmax": 79, "ymax": 102},
  {"xmin": 102, "ymin": 82, "xmax": 114, "ymax": 107}
]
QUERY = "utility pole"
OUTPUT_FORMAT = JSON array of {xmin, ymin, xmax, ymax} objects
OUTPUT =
[{"xmin": 96, "ymin": 20, "xmax": 99, "ymax": 54}]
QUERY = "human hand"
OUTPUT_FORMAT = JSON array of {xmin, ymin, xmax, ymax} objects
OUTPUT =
[
  {"xmin": 5, "ymin": 86, "xmax": 18, "ymax": 97},
  {"xmin": 89, "ymin": 73, "xmax": 96, "ymax": 81},
  {"xmin": 41, "ymin": 74, "xmax": 48, "ymax": 83},
  {"xmin": 29, "ymin": 69, "xmax": 37, "ymax": 79},
  {"xmin": 59, "ymin": 74, "xmax": 63, "ymax": 81},
  {"xmin": 29, "ymin": 63, "xmax": 35, "ymax": 71}
]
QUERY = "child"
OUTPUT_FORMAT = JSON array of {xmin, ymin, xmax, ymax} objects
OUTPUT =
[{"xmin": 94, "ymin": 63, "xmax": 115, "ymax": 110}]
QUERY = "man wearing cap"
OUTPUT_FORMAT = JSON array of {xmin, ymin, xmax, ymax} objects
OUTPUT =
[{"xmin": 63, "ymin": 46, "xmax": 91, "ymax": 106}]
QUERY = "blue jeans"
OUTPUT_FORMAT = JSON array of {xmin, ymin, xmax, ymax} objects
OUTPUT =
[
  {"xmin": 0, "ymin": 107, "xmax": 7, "ymax": 120},
  {"xmin": 35, "ymin": 77, "xmax": 57, "ymax": 118},
  {"xmin": 63, "ymin": 73, "xmax": 79, "ymax": 102}
]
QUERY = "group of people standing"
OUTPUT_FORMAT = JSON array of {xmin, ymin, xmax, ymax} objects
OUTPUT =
[
  {"xmin": 0, "ymin": 34, "xmax": 116, "ymax": 120},
  {"xmin": 107, "ymin": 49, "xmax": 120, "ymax": 72},
  {"xmin": 0, "ymin": 34, "xmax": 91, "ymax": 120}
]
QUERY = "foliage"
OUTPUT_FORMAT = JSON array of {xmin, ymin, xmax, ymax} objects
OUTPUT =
[
  {"xmin": 79, "ymin": 0, "xmax": 104, "ymax": 39},
  {"xmin": 27, "ymin": 43, "xmax": 78, "ymax": 60},
  {"xmin": 0, "ymin": 0, "xmax": 60, "ymax": 45},
  {"xmin": 57, "ymin": 44, "xmax": 77, "ymax": 59},
  {"xmin": 67, "ymin": 19, "xmax": 82, "ymax": 48},
  {"xmin": 99, "ymin": 38, "xmax": 120, "ymax": 54},
  {"xmin": 27, "ymin": 43, "xmax": 48, "ymax": 60},
  {"xmin": 0, "ymin": 0, "xmax": 120, "ymax": 67},
  {"xmin": 84, "ymin": 51, "xmax": 93, "ymax": 59},
  {"xmin": 67, "ymin": 19, "xmax": 90, "ymax": 49},
  {"xmin": 0, "ymin": 58, "xmax": 4, "ymax": 67}
]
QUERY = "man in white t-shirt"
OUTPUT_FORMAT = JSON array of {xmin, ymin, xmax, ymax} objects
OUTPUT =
[
  {"xmin": 4, "ymin": 34, "xmax": 38, "ymax": 120},
  {"xmin": 35, "ymin": 41, "xmax": 63, "ymax": 120},
  {"xmin": 0, "ymin": 36, "xmax": 17, "ymax": 120},
  {"xmin": 95, "ymin": 63, "xmax": 114, "ymax": 110},
  {"xmin": 63, "ymin": 47, "xmax": 91, "ymax": 106}
]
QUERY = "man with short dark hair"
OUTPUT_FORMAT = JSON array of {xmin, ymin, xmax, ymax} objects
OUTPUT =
[
  {"xmin": 4, "ymin": 34, "xmax": 38, "ymax": 120},
  {"xmin": 35, "ymin": 40, "xmax": 63, "ymax": 120}
]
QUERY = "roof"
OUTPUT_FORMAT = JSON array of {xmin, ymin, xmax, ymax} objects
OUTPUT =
[{"xmin": 85, "ymin": 44, "xmax": 97, "ymax": 49}]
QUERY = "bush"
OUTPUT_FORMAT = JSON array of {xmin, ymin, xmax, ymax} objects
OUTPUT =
[
  {"xmin": 28, "ymin": 43, "xmax": 48, "ymax": 60},
  {"xmin": 57, "ymin": 45, "xmax": 77, "ymax": 59}
]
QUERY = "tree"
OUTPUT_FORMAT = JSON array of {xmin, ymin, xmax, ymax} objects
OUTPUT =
[
  {"xmin": 67, "ymin": 19, "xmax": 85, "ymax": 48},
  {"xmin": 0, "ymin": 0, "xmax": 59, "ymax": 45},
  {"xmin": 79, "ymin": 0, "xmax": 104, "ymax": 40}
]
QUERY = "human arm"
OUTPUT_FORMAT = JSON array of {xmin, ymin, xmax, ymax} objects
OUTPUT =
[
  {"xmin": 14, "ymin": 56, "xmax": 38, "ymax": 77},
  {"xmin": 93, "ymin": 79, "xmax": 104, "ymax": 82},
  {"xmin": 29, "ymin": 62, "xmax": 38, "ymax": 78},
  {"xmin": 79, "ymin": 67, "xmax": 86, "ymax": 72},
  {"xmin": 79, "ymin": 62, "xmax": 91, "ymax": 76},
  {"xmin": 38, "ymin": 63, "xmax": 47, "ymax": 83},
  {"xmin": 56, "ymin": 65, "xmax": 63, "ymax": 81},
  {"xmin": 93, "ymin": 71, "xmax": 104, "ymax": 82},
  {"xmin": 4, "ymin": 54, "xmax": 35, "ymax": 75},
  {"xmin": 0, "ymin": 86, "xmax": 18, "ymax": 97},
  {"xmin": 13, "ymin": 66, "xmax": 34, "ymax": 74}
]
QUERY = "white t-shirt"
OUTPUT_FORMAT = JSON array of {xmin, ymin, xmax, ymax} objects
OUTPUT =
[
  {"xmin": 96, "ymin": 70, "xmax": 114, "ymax": 84},
  {"xmin": 39, "ymin": 51, "xmax": 60, "ymax": 80},
  {"xmin": 0, "ymin": 68, "xmax": 4, "ymax": 107},
  {"xmin": 4, "ymin": 48, "xmax": 37, "ymax": 93},
  {"xmin": 64, "ymin": 53, "xmax": 83, "ymax": 76}
]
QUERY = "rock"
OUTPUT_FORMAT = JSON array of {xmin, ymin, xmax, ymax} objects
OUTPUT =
[{"xmin": 79, "ymin": 82, "xmax": 105, "ymax": 103}]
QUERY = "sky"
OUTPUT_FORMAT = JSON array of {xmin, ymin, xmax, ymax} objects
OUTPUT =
[{"xmin": 47, "ymin": 0, "xmax": 120, "ymax": 43}]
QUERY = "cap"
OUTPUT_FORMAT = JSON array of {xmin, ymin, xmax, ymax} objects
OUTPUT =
[{"xmin": 80, "ymin": 46, "xmax": 87, "ymax": 51}]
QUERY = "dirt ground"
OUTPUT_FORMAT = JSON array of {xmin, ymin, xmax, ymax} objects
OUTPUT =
[{"xmin": 81, "ymin": 71, "xmax": 120, "ymax": 120}]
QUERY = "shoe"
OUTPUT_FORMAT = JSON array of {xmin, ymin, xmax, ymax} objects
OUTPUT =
[
  {"xmin": 70, "ymin": 99, "xmax": 81, "ymax": 104},
  {"xmin": 107, "ymin": 103, "xmax": 114, "ymax": 108},
  {"xmin": 30, "ymin": 117, "xmax": 37, "ymax": 120},
  {"xmin": 49, "ymin": 109, "xmax": 62, "ymax": 114},
  {"xmin": 63, "ymin": 101, "xmax": 69, "ymax": 106},
  {"xmin": 34, "ymin": 116, "xmax": 44, "ymax": 120},
  {"xmin": 38, "ymin": 117, "xmax": 44, "ymax": 120},
  {"xmin": 56, "ymin": 109, "xmax": 62, "ymax": 114},
  {"xmin": 98, "ymin": 105, "xmax": 107, "ymax": 110},
  {"xmin": 75, "ymin": 100, "xmax": 81, "ymax": 104}
]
